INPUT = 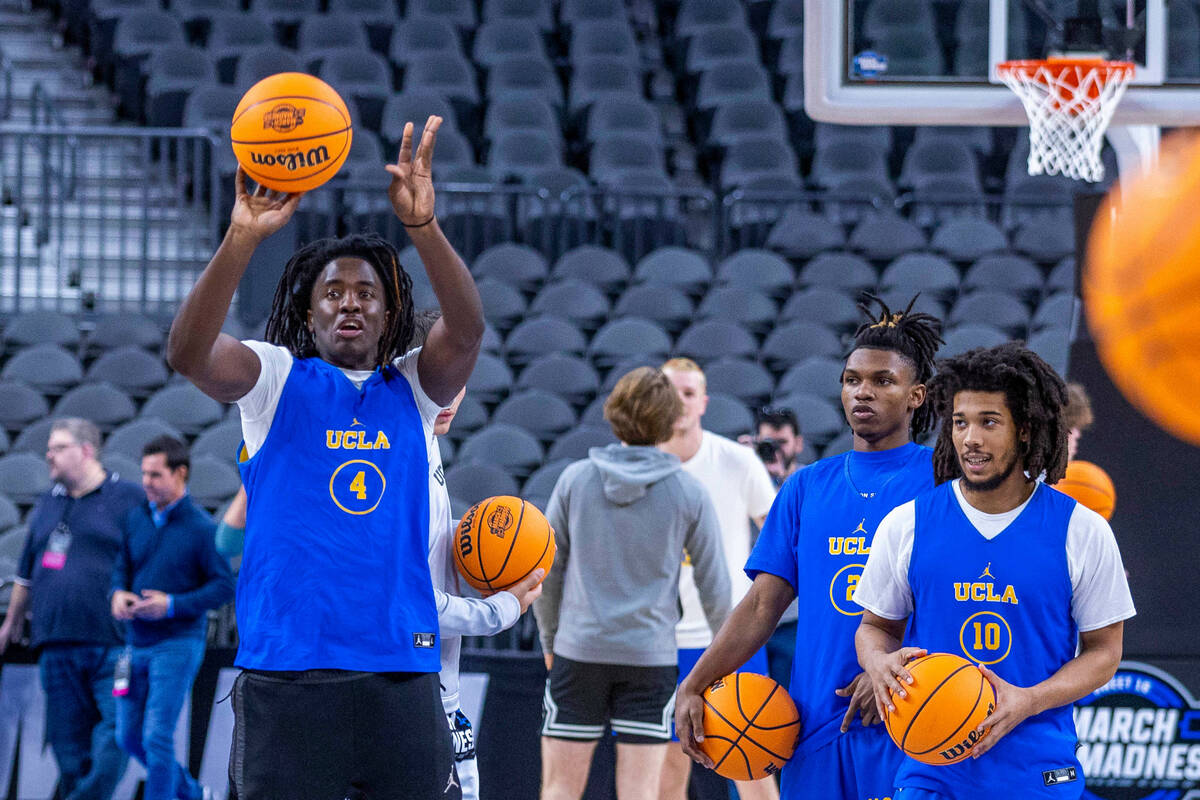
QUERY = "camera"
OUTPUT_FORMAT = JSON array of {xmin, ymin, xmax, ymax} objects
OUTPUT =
[{"xmin": 754, "ymin": 437, "xmax": 783, "ymax": 464}]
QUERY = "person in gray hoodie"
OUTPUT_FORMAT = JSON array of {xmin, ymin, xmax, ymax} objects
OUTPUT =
[{"xmin": 534, "ymin": 366, "xmax": 731, "ymax": 800}]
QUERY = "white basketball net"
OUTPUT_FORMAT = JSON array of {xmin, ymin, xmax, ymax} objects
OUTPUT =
[{"xmin": 997, "ymin": 60, "xmax": 1134, "ymax": 183}]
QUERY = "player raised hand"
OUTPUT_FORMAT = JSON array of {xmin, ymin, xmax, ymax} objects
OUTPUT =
[
  {"xmin": 863, "ymin": 645, "xmax": 927, "ymax": 720},
  {"xmin": 230, "ymin": 166, "xmax": 303, "ymax": 242},
  {"xmin": 970, "ymin": 664, "xmax": 1036, "ymax": 758},
  {"xmin": 386, "ymin": 114, "xmax": 441, "ymax": 227}
]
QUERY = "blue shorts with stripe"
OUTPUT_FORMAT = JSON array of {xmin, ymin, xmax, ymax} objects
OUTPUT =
[{"xmin": 781, "ymin": 726, "xmax": 901, "ymax": 800}]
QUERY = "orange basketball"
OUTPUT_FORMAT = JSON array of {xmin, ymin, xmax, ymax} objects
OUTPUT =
[
  {"xmin": 230, "ymin": 72, "xmax": 351, "ymax": 193},
  {"xmin": 1054, "ymin": 460, "xmax": 1116, "ymax": 519},
  {"xmin": 698, "ymin": 672, "xmax": 801, "ymax": 781},
  {"xmin": 1085, "ymin": 132, "xmax": 1200, "ymax": 447},
  {"xmin": 453, "ymin": 496, "xmax": 555, "ymax": 592},
  {"xmin": 884, "ymin": 653, "xmax": 995, "ymax": 765}
]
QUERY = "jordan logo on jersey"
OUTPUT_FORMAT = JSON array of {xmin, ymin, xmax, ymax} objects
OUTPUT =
[
  {"xmin": 954, "ymin": 564, "xmax": 1018, "ymax": 605},
  {"xmin": 828, "ymin": 519, "xmax": 872, "ymax": 555}
]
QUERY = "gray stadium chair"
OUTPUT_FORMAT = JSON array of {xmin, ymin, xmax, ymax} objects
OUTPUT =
[
  {"xmin": 798, "ymin": 252, "xmax": 876, "ymax": 294},
  {"xmin": 777, "ymin": 356, "xmax": 846, "ymax": 403},
  {"xmin": 144, "ymin": 47, "xmax": 217, "ymax": 128},
  {"xmin": 522, "ymin": 458, "xmax": 574, "ymax": 507},
  {"xmin": 550, "ymin": 246, "xmax": 632, "ymax": 294},
  {"xmin": 568, "ymin": 20, "xmax": 639, "ymax": 65},
  {"xmin": 380, "ymin": 91, "xmax": 459, "ymax": 147},
  {"xmin": 772, "ymin": 392, "xmax": 845, "ymax": 446},
  {"xmin": 472, "ymin": 243, "xmax": 549, "ymax": 292},
  {"xmin": 317, "ymin": 49, "xmax": 393, "ymax": 131},
  {"xmin": 487, "ymin": 57, "xmax": 563, "ymax": 108},
  {"xmin": 702, "ymin": 394, "xmax": 755, "ymax": 439},
  {"xmin": 1046, "ymin": 258, "xmax": 1076, "ymax": 295},
  {"xmin": 1027, "ymin": 329, "xmax": 1070, "ymax": 376},
  {"xmin": 780, "ymin": 287, "xmax": 862, "ymax": 332},
  {"xmin": 715, "ymin": 249, "xmax": 794, "ymax": 298},
  {"xmin": 768, "ymin": 0, "xmax": 805, "ymax": 40},
  {"xmin": 389, "ymin": 18, "xmax": 465, "ymax": 70},
  {"xmin": 449, "ymin": 394, "xmax": 488, "ymax": 436},
  {"xmin": 813, "ymin": 124, "xmax": 893, "ymax": 158},
  {"xmin": 482, "ymin": 0, "xmax": 554, "ymax": 31},
  {"xmin": 474, "ymin": 20, "xmax": 550, "ymax": 68},
  {"xmin": 516, "ymin": 354, "xmax": 600, "ymax": 406},
  {"xmin": 1033, "ymin": 293, "xmax": 1077, "ymax": 333},
  {"xmin": 53, "ymin": 383, "xmax": 137, "ymax": 433},
  {"xmin": 580, "ymin": 396, "xmax": 607, "ymax": 427},
  {"xmin": 899, "ymin": 139, "xmax": 981, "ymax": 190},
  {"xmin": 485, "ymin": 97, "xmax": 560, "ymax": 143},
  {"xmin": 2, "ymin": 310, "xmax": 80, "ymax": 353},
  {"xmin": 675, "ymin": 0, "xmax": 748, "ymax": 39},
  {"xmin": 0, "ymin": 454, "xmax": 51, "ymax": 506},
  {"xmin": 83, "ymin": 314, "xmax": 162, "ymax": 358},
  {"xmin": 879, "ymin": 253, "xmax": 961, "ymax": 302},
  {"xmin": 709, "ymin": 100, "xmax": 789, "ymax": 149},
  {"xmin": 140, "ymin": 384, "xmax": 226, "ymax": 436},
  {"xmin": 949, "ymin": 292, "xmax": 1031, "ymax": 338},
  {"xmin": 476, "ymin": 278, "xmax": 529, "ymax": 332},
  {"xmin": 85, "ymin": 346, "xmax": 168, "ymax": 399},
  {"xmin": 402, "ymin": 51, "xmax": 480, "ymax": 108},
  {"xmin": 457, "ymin": 424, "xmax": 544, "ymax": 477},
  {"xmin": 191, "ymin": 419, "xmax": 244, "ymax": 461},
  {"xmin": 588, "ymin": 136, "xmax": 668, "ymax": 184},
  {"xmin": 1, "ymin": 344, "xmax": 83, "ymax": 396},
  {"xmin": 445, "ymin": 462, "xmax": 520, "ymax": 506},
  {"xmin": 696, "ymin": 287, "xmax": 777, "ymax": 334},
  {"xmin": 530, "ymin": 281, "xmax": 610, "ymax": 332},
  {"xmin": 0, "ymin": 427, "xmax": 8, "ymax": 456},
  {"xmin": 720, "ymin": 137, "xmax": 799, "ymax": 190},
  {"xmin": 766, "ymin": 208, "xmax": 849, "ymax": 261},
  {"xmin": 963, "ymin": 255, "xmax": 1044, "ymax": 303},
  {"xmin": 560, "ymin": 0, "xmax": 624, "ymax": 26},
  {"xmin": 104, "ymin": 419, "xmax": 185, "ymax": 460},
  {"xmin": 703, "ymin": 358, "xmax": 774, "ymax": 405},
  {"xmin": 489, "ymin": 130, "xmax": 564, "ymax": 177},
  {"xmin": 0, "ymin": 497, "xmax": 19, "ymax": 536},
  {"xmin": 465, "ymin": 353, "xmax": 515, "ymax": 405},
  {"xmin": 586, "ymin": 98, "xmax": 662, "ymax": 147},
  {"xmin": 545, "ymin": 426, "xmax": 618, "ymax": 463},
  {"xmin": 407, "ymin": 0, "xmax": 477, "ymax": 30},
  {"xmin": 762, "ymin": 322, "xmax": 843, "ymax": 371},
  {"xmin": 938, "ymin": 324, "xmax": 1009, "ymax": 358},
  {"xmin": 298, "ymin": 15, "xmax": 370, "ymax": 67},
  {"xmin": 102, "ymin": 454, "xmax": 142, "ymax": 485},
  {"xmin": 633, "ymin": 247, "xmax": 713, "ymax": 297},
  {"xmin": 188, "ymin": 455, "xmax": 242, "ymax": 512},
  {"xmin": 776, "ymin": 32, "xmax": 804, "ymax": 75},
  {"xmin": 492, "ymin": 390, "xmax": 577, "ymax": 442},
  {"xmin": 439, "ymin": 436, "xmax": 455, "ymax": 468},
  {"xmin": 505, "ymin": 317, "xmax": 587, "ymax": 365},
  {"xmin": 809, "ymin": 140, "xmax": 890, "ymax": 190},
  {"xmin": 675, "ymin": 319, "xmax": 759, "ymax": 363},
  {"xmin": 686, "ymin": 26, "xmax": 759, "ymax": 74},
  {"xmin": 695, "ymin": 61, "xmax": 772, "ymax": 112},
  {"xmin": 1013, "ymin": 216, "xmax": 1076, "ymax": 263},
  {"xmin": 589, "ymin": 320, "xmax": 672, "ymax": 368},
  {"xmin": 12, "ymin": 419, "xmax": 54, "ymax": 456},
  {"xmin": 231, "ymin": 47, "xmax": 302, "ymax": 93},
  {"xmin": 0, "ymin": 381, "xmax": 50, "ymax": 434},
  {"xmin": 931, "ymin": 218, "xmax": 1009, "ymax": 262},
  {"xmin": 613, "ymin": 285, "xmax": 695, "ymax": 334},
  {"xmin": 601, "ymin": 356, "xmax": 661, "ymax": 392},
  {"xmin": 205, "ymin": 13, "xmax": 276, "ymax": 82}
]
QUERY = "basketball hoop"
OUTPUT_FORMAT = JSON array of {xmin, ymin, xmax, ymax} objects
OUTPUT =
[{"xmin": 996, "ymin": 58, "xmax": 1135, "ymax": 183}]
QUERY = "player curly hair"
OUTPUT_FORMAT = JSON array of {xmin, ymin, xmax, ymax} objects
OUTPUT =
[
  {"xmin": 263, "ymin": 233, "xmax": 415, "ymax": 371},
  {"xmin": 849, "ymin": 293, "xmax": 945, "ymax": 436},
  {"xmin": 927, "ymin": 341, "xmax": 1069, "ymax": 486}
]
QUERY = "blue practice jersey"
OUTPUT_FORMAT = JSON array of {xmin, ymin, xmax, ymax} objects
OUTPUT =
[
  {"xmin": 237, "ymin": 356, "xmax": 440, "ymax": 673},
  {"xmin": 746, "ymin": 443, "xmax": 934, "ymax": 772},
  {"xmin": 897, "ymin": 481, "xmax": 1081, "ymax": 799}
]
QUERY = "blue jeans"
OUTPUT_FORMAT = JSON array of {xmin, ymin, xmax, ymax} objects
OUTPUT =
[
  {"xmin": 39, "ymin": 644, "xmax": 129, "ymax": 800},
  {"xmin": 115, "ymin": 638, "xmax": 206, "ymax": 800}
]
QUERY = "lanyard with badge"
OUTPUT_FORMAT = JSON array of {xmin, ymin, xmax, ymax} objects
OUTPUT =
[{"xmin": 40, "ymin": 498, "xmax": 74, "ymax": 571}]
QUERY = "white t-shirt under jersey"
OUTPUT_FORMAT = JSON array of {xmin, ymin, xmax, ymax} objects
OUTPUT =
[
  {"xmin": 676, "ymin": 431, "xmax": 777, "ymax": 649},
  {"xmin": 236, "ymin": 341, "xmax": 442, "ymax": 457},
  {"xmin": 853, "ymin": 480, "xmax": 1136, "ymax": 631}
]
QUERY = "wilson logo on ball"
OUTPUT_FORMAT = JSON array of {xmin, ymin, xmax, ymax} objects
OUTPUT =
[
  {"xmin": 262, "ymin": 103, "xmax": 305, "ymax": 132},
  {"xmin": 247, "ymin": 145, "xmax": 331, "ymax": 172},
  {"xmin": 487, "ymin": 506, "xmax": 514, "ymax": 538}
]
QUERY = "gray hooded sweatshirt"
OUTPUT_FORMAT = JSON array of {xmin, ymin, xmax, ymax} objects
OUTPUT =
[{"xmin": 533, "ymin": 443, "xmax": 731, "ymax": 667}]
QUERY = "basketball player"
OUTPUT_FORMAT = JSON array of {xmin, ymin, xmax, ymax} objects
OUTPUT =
[
  {"xmin": 675, "ymin": 296, "xmax": 944, "ymax": 800},
  {"xmin": 411, "ymin": 309, "xmax": 544, "ymax": 800},
  {"xmin": 854, "ymin": 342, "xmax": 1135, "ymax": 800},
  {"xmin": 166, "ymin": 117, "xmax": 478, "ymax": 799},
  {"xmin": 658, "ymin": 357, "xmax": 778, "ymax": 800}
]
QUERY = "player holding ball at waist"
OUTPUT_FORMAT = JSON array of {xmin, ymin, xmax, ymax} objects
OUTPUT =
[{"xmin": 167, "ymin": 116, "xmax": 481, "ymax": 800}]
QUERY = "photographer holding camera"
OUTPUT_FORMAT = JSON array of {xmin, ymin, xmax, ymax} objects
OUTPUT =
[{"xmin": 743, "ymin": 407, "xmax": 804, "ymax": 488}]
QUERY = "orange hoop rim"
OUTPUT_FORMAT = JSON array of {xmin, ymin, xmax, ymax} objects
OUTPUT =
[{"xmin": 996, "ymin": 57, "xmax": 1136, "ymax": 81}]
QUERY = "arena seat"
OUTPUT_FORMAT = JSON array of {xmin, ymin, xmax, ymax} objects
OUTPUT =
[
  {"xmin": 191, "ymin": 419, "xmax": 243, "ymax": 461},
  {"xmin": 2, "ymin": 310, "xmax": 80, "ymax": 354},
  {"xmin": 715, "ymin": 249, "xmax": 794, "ymax": 298},
  {"xmin": 143, "ymin": 47, "xmax": 217, "ymax": 127},
  {"xmin": 701, "ymin": 393, "xmax": 755, "ymax": 438},
  {"xmin": 472, "ymin": 243, "xmax": 549, "ymax": 292},
  {"xmin": 766, "ymin": 209, "xmax": 848, "ymax": 260},
  {"xmin": 761, "ymin": 321, "xmax": 842, "ymax": 371},
  {"xmin": 487, "ymin": 56, "xmax": 564, "ymax": 108},
  {"xmin": 550, "ymin": 246, "xmax": 632, "ymax": 294},
  {"xmin": 850, "ymin": 213, "xmax": 927, "ymax": 264},
  {"xmin": 53, "ymin": 383, "xmax": 137, "ymax": 433},
  {"xmin": 568, "ymin": 20, "xmax": 640, "ymax": 65},
  {"xmin": 674, "ymin": 0, "xmax": 748, "ymax": 40},
  {"xmin": 482, "ymin": 0, "xmax": 554, "ymax": 32},
  {"xmin": 0, "ymin": 496, "xmax": 18, "ymax": 532},
  {"xmin": 930, "ymin": 218, "xmax": 1008, "ymax": 262},
  {"xmin": 457, "ymin": 424, "xmax": 544, "ymax": 477},
  {"xmin": 85, "ymin": 346, "xmax": 169, "ymax": 399},
  {"xmin": 520, "ymin": 459, "xmax": 572, "ymax": 507},
  {"xmin": 473, "ymin": 20, "xmax": 551, "ymax": 68},
  {"xmin": 0, "ymin": 382, "xmax": 50, "ymax": 435},
  {"xmin": 879, "ymin": 253, "xmax": 962, "ymax": 302},
  {"xmin": 1033, "ymin": 292, "xmax": 1077, "ymax": 333},
  {"xmin": 105, "ymin": 419, "xmax": 186, "ymax": 460},
  {"xmin": 777, "ymin": 356, "xmax": 846, "ymax": 403},
  {"xmin": 633, "ymin": 247, "xmax": 713, "ymax": 296},
  {"xmin": 963, "ymin": 254, "xmax": 1045, "ymax": 302},
  {"xmin": 589, "ymin": 319, "xmax": 672, "ymax": 368},
  {"xmin": 613, "ymin": 285, "xmax": 695, "ymax": 334},
  {"xmin": 492, "ymin": 390, "xmax": 578, "ymax": 442},
  {"xmin": 0, "ymin": 454, "xmax": 51, "ymax": 507},
  {"xmin": 949, "ymin": 291, "xmax": 1032, "ymax": 338},
  {"xmin": 205, "ymin": 13, "xmax": 277, "ymax": 83},
  {"xmin": 529, "ymin": 280, "xmax": 610, "ymax": 331},
  {"xmin": 504, "ymin": 317, "xmax": 587, "ymax": 364},
  {"xmin": 939, "ymin": 323, "xmax": 1009, "ymax": 357},
  {"xmin": 1, "ymin": 345, "xmax": 83, "ymax": 397},
  {"xmin": 406, "ymin": 0, "xmax": 478, "ymax": 31},
  {"xmin": 702, "ymin": 358, "xmax": 775, "ymax": 405},
  {"xmin": 445, "ymin": 462, "xmax": 520, "ymax": 505},
  {"xmin": 465, "ymin": 353, "xmax": 514, "ymax": 405},
  {"xmin": 140, "ymin": 384, "xmax": 226, "ymax": 436},
  {"xmin": 696, "ymin": 287, "xmax": 777, "ymax": 334},
  {"xmin": 708, "ymin": 100, "xmax": 789, "ymax": 149},
  {"xmin": 780, "ymin": 287, "xmax": 862, "ymax": 332},
  {"xmin": 772, "ymin": 392, "xmax": 845, "ymax": 445},
  {"xmin": 516, "ymin": 354, "xmax": 601, "ymax": 405},
  {"xmin": 798, "ymin": 252, "xmax": 875, "ymax": 293},
  {"xmin": 686, "ymin": 26, "xmax": 760, "ymax": 75},
  {"xmin": 12, "ymin": 420, "xmax": 55, "ymax": 457},
  {"xmin": 675, "ymin": 319, "xmax": 759, "ymax": 363}
]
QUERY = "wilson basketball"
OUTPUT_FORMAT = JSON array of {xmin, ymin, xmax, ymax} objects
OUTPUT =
[
  {"xmin": 698, "ymin": 672, "xmax": 801, "ymax": 781},
  {"xmin": 230, "ymin": 72, "xmax": 352, "ymax": 193},
  {"xmin": 453, "ymin": 496, "xmax": 555, "ymax": 592},
  {"xmin": 884, "ymin": 653, "xmax": 995, "ymax": 765},
  {"xmin": 1085, "ymin": 132, "xmax": 1200, "ymax": 447},
  {"xmin": 1054, "ymin": 460, "xmax": 1116, "ymax": 519}
]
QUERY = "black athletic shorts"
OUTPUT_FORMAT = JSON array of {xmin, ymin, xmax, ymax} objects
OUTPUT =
[
  {"xmin": 228, "ymin": 669, "xmax": 460, "ymax": 800},
  {"xmin": 541, "ymin": 655, "xmax": 678, "ymax": 744}
]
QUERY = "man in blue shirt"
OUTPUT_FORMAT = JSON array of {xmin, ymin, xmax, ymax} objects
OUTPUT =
[
  {"xmin": 0, "ymin": 418, "xmax": 144, "ymax": 800},
  {"xmin": 167, "ymin": 116, "xmax": 481, "ymax": 799},
  {"xmin": 675, "ymin": 296, "xmax": 944, "ymax": 800},
  {"xmin": 111, "ymin": 435, "xmax": 234, "ymax": 800}
]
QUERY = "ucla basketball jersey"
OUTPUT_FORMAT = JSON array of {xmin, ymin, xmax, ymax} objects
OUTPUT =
[
  {"xmin": 898, "ymin": 481, "xmax": 1081, "ymax": 799},
  {"xmin": 237, "ymin": 357, "xmax": 440, "ymax": 672},
  {"xmin": 750, "ymin": 442, "xmax": 934, "ymax": 779}
]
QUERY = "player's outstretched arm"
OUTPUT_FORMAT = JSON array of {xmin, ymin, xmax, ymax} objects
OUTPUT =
[
  {"xmin": 971, "ymin": 620, "xmax": 1123, "ymax": 758},
  {"xmin": 387, "ymin": 115, "xmax": 484, "ymax": 406},
  {"xmin": 675, "ymin": 573, "xmax": 795, "ymax": 768},
  {"xmin": 167, "ymin": 167, "xmax": 302, "ymax": 402},
  {"xmin": 436, "ymin": 569, "xmax": 544, "ymax": 637},
  {"xmin": 856, "ymin": 611, "xmax": 926, "ymax": 721}
]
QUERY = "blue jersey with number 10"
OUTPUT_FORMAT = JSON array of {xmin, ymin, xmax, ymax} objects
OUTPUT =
[
  {"xmin": 746, "ymin": 442, "xmax": 934, "ymax": 776},
  {"xmin": 237, "ymin": 356, "xmax": 440, "ymax": 673}
]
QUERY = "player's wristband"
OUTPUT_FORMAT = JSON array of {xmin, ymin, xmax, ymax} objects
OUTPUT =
[{"xmin": 402, "ymin": 215, "xmax": 436, "ymax": 228}]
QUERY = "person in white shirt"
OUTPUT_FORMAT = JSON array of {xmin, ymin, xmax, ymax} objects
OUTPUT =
[{"xmin": 659, "ymin": 358, "xmax": 778, "ymax": 800}]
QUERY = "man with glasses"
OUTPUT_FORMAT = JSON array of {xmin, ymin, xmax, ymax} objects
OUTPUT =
[{"xmin": 0, "ymin": 418, "xmax": 145, "ymax": 800}]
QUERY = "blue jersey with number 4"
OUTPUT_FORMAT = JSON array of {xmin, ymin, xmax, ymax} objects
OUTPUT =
[
  {"xmin": 237, "ymin": 356, "xmax": 439, "ymax": 673},
  {"xmin": 897, "ymin": 481, "xmax": 1081, "ymax": 799},
  {"xmin": 746, "ymin": 442, "xmax": 934, "ymax": 788}
]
